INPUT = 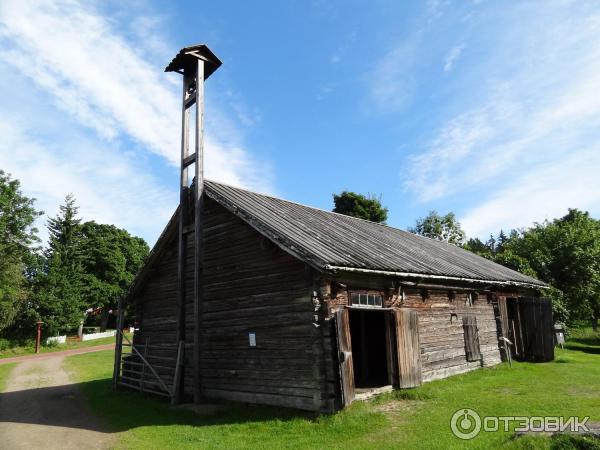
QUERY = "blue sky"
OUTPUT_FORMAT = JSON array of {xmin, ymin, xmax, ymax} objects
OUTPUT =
[{"xmin": 1, "ymin": 0, "xmax": 600, "ymax": 246}]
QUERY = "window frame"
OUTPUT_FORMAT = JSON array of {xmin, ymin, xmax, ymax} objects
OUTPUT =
[{"xmin": 348, "ymin": 290, "xmax": 385, "ymax": 309}]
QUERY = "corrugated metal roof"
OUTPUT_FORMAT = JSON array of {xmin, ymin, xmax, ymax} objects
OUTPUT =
[{"xmin": 205, "ymin": 180, "xmax": 546, "ymax": 288}]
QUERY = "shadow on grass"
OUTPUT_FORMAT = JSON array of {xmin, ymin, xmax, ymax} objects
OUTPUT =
[
  {"xmin": 565, "ymin": 337, "xmax": 600, "ymax": 355},
  {"xmin": 0, "ymin": 378, "xmax": 318, "ymax": 434}
]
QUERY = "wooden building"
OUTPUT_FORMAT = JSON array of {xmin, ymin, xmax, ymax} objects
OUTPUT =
[
  {"xmin": 114, "ymin": 180, "xmax": 553, "ymax": 412},
  {"xmin": 112, "ymin": 44, "xmax": 553, "ymax": 412}
]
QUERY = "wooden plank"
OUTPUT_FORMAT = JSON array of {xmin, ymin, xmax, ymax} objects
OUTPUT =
[
  {"xmin": 182, "ymin": 153, "xmax": 196, "ymax": 168},
  {"xmin": 385, "ymin": 311, "xmax": 398, "ymax": 386},
  {"xmin": 171, "ymin": 340, "xmax": 185, "ymax": 405},
  {"xmin": 112, "ymin": 296, "xmax": 124, "ymax": 391},
  {"xmin": 462, "ymin": 315, "xmax": 481, "ymax": 362},
  {"xmin": 394, "ymin": 309, "xmax": 422, "ymax": 388},
  {"xmin": 335, "ymin": 309, "xmax": 354, "ymax": 407},
  {"xmin": 193, "ymin": 58, "xmax": 206, "ymax": 404}
]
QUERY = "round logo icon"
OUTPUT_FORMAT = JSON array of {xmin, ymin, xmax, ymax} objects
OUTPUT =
[{"xmin": 451, "ymin": 408, "xmax": 482, "ymax": 440}]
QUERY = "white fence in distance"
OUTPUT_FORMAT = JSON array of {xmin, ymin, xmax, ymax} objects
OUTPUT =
[
  {"xmin": 82, "ymin": 330, "xmax": 116, "ymax": 341},
  {"xmin": 46, "ymin": 335, "xmax": 66, "ymax": 345}
]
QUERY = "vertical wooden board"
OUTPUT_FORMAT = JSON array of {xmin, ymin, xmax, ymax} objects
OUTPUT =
[
  {"xmin": 497, "ymin": 297, "xmax": 509, "ymax": 339},
  {"xmin": 462, "ymin": 315, "xmax": 481, "ymax": 362},
  {"xmin": 335, "ymin": 309, "xmax": 355, "ymax": 406},
  {"xmin": 385, "ymin": 312, "xmax": 398, "ymax": 386},
  {"xmin": 394, "ymin": 309, "xmax": 422, "ymax": 388}
]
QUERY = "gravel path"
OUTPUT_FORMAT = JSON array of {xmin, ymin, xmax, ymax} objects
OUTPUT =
[{"xmin": 0, "ymin": 355, "xmax": 114, "ymax": 449}]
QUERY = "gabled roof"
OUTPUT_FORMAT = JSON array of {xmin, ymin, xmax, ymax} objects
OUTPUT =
[
  {"xmin": 128, "ymin": 180, "xmax": 546, "ymax": 300},
  {"xmin": 204, "ymin": 181, "xmax": 546, "ymax": 288}
]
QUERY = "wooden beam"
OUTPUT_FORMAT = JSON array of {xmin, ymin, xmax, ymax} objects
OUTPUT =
[
  {"xmin": 193, "ymin": 58, "xmax": 206, "ymax": 404},
  {"xmin": 184, "ymin": 93, "xmax": 196, "ymax": 109},
  {"xmin": 175, "ymin": 70, "xmax": 192, "ymax": 404},
  {"xmin": 182, "ymin": 153, "xmax": 196, "ymax": 168},
  {"xmin": 112, "ymin": 296, "xmax": 124, "ymax": 391}
]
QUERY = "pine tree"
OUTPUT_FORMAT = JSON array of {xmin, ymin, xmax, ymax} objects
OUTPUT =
[
  {"xmin": 33, "ymin": 194, "xmax": 86, "ymax": 336},
  {"xmin": 497, "ymin": 229, "xmax": 508, "ymax": 252},
  {"xmin": 46, "ymin": 194, "xmax": 82, "ymax": 269}
]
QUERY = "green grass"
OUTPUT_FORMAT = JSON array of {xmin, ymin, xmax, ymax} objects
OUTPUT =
[
  {"xmin": 0, "ymin": 332, "xmax": 131, "ymax": 359},
  {"xmin": 0, "ymin": 363, "xmax": 16, "ymax": 392},
  {"xmin": 64, "ymin": 331, "xmax": 600, "ymax": 450}
]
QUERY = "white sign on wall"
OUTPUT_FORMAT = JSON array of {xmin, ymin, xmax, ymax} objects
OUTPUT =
[{"xmin": 249, "ymin": 332, "xmax": 256, "ymax": 347}]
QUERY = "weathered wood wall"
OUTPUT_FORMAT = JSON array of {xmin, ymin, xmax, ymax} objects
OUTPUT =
[
  {"xmin": 131, "ymin": 233, "xmax": 179, "ymax": 389},
  {"xmin": 129, "ymin": 196, "xmax": 542, "ymax": 411},
  {"xmin": 183, "ymin": 198, "xmax": 320, "ymax": 410},
  {"xmin": 321, "ymin": 275, "xmax": 526, "ymax": 387}
]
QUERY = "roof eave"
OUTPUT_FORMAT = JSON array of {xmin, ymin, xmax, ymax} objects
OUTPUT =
[{"xmin": 323, "ymin": 265, "xmax": 549, "ymax": 290}]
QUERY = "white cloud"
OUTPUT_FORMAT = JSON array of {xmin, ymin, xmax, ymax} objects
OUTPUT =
[
  {"xmin": 402, "ymin": 3, "xmax": 600, "ymax": 236},
  {"xmin": 443, "ymin": 44, "xmax": 465, "ymax": 72},
  {"xmin": 0, "ymin": 0, "xmax": 272, "ymax": 189},
  {"xmin": 461, "ymin": 149, "xmax": 600, "ymax": 236},
  {"xmin": 0, "ymin": 0, "xmax": 274, "ymax": 244},
  {"xmin": 0, "ymin": 115, "xmax": 175, "ymax": 245}
]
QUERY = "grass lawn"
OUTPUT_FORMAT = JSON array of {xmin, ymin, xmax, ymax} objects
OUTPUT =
[
  {"xmin": 0, "ymin": 332, "xmax": 131, "ymax": 359},
  {"xmin": 0, "ymin": 363, "xmax": 16, "ymax": 392},
  {"xmin": 64, "ymin": 331, "xmax": 600, "ymax": 450}
]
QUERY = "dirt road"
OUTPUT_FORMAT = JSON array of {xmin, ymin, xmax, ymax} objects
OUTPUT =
[
  {"xmin": 0, "ymin": 355, "xmax": 114, "ymax": 449},
  {"xmin": 0, "ymin": 344, "xmax": 114, "ymax": 365}
]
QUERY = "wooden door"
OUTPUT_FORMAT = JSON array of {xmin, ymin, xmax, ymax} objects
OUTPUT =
[
  {"xmin": 393, "ymin": 309, "xmax": 422, "ymax": 388},
  {"xmin": 519, "ymin": 297, "xmax": 554, "ymax": 362},
  {"xmin": 335, "ymin": 309, "xmax": 355, "ymax": 406},
  {"xmin": 462, "ymin": 315, "xmax": 481, "ymax": 362}
]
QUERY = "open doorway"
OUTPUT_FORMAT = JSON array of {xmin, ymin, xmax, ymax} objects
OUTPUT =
[{"xmin": 348, "ymin": 309, "xmax": 389, "ymax": 389}]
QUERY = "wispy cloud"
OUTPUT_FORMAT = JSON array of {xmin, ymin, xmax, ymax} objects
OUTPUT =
[
  {"xmin": 0, "ymin": 114, "xmax": 175, "ymax": 244},
  {"xmin": 0, "ymin": 0, "xmax": 273, "ymax": 243},
  {"xmin": 443, "ymin": 44, "xmax": 465, "ymax": 72},
  {"xmin": 401, "ymin": 2, "xmax": 600, "ymax": 237},
  {"xmin": 369, "ymin": 40, "xmax": 419, "ymax": 112}
]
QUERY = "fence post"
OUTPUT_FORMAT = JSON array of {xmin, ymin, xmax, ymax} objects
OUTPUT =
[{"xmin": 112, "ymin": 296, "xmax": 124, "ymax": 391}]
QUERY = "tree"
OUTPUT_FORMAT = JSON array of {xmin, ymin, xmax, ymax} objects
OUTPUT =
[
  {"xmin": 32, "ymin": 195, "xmax": 86, "ymax": 336},
  {"xmin": 463, "ymin": 237, "xmax": 492, "ymax": 258},
  {"xmin": 79, "ymin": 222, "xmax": 148, "ymax": 330},
  {"xmin": 0, "ymin": 171, "xmax": 42, "ymax": 332},
  {"xmin": 505, "ymin": 209, "xmax": 600, "ymax": 329},
  {"xmin": 409, "ymin": 211, "xmax": 466, "ymax": 245},
  {"xmin": 332, "ymin": 191, "xmax": 388, "ymax": 223}
]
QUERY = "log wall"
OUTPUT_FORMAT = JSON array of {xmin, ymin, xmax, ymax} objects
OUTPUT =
[
  {"xmin": 184, "ymin": 198, "xmax": 319, "ymax": 409},
  {"xmin": 321, "ymin": 275, "xmax": 526, "ymax": 387}
]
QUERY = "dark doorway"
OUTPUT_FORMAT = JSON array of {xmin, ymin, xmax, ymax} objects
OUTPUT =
[{"xmin": 349, "ymin": 309, "xmax": 389, "ymax": 388}]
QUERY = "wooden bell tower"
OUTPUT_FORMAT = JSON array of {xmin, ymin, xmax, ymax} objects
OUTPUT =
[{"xmin": 165, "ymin": 44, "xmax": 221, "ymax": 403}]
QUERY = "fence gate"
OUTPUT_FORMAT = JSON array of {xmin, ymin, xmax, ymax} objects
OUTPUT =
[{"xmin": 112, "ymin": 299, "xmax": 185, "ymax": 404}]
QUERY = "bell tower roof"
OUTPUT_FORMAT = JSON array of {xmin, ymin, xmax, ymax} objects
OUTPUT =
[{"xmin": 164, "ymin": 44, "xmax": 222, "ymax": 79}]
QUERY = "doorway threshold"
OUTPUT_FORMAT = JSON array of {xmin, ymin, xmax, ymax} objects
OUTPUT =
[{"xmin": 355, "ymin": 385, "xmax": 394, "ymax": 401}]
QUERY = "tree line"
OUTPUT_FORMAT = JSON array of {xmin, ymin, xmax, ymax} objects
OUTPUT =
[
  {"xmin": 2, "ymin": 173, "xmax": 598, "ymax": 340},
  {"xmin": 332, "ymin": 191, "xmax": 600, "ymax": 329},
  {"xmin": 0, "ymin": 171, "xmax": 148, "ymax": 339}
]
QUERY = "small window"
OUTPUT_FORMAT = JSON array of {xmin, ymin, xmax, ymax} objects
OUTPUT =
[{"xmin": 350, "ymin": 292, "xmax": 383, "ymax": 307}]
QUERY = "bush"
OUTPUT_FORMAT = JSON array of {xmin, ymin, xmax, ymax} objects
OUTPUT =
[
  {"xmin": 43, "ymin": 339, "xmax": 59, "ymax": 348},
  {"xmin": 0, "ymin": 338, "xmax": 10, "ymax": 351}
]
